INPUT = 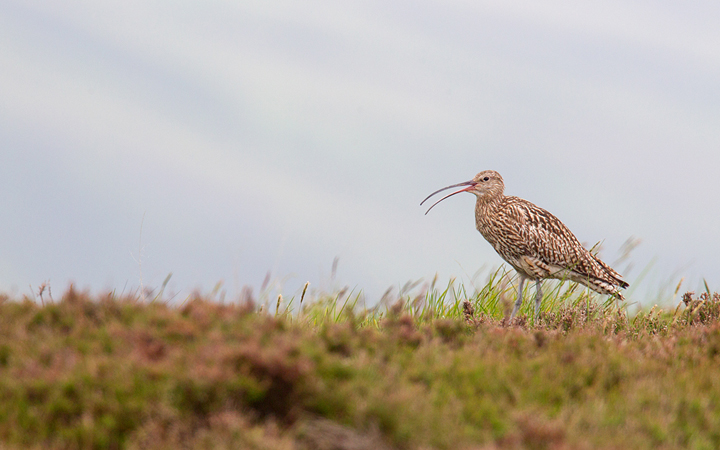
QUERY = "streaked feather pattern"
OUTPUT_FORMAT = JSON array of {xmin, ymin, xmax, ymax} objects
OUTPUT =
[{"xmin": 472, "ymin": 172, "xmax": 628, "ymax": 299}]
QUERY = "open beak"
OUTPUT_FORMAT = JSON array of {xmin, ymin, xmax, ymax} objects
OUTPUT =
[{"xmin": 420, "ymin": 180, "xmax": 477, "ymax": 215}]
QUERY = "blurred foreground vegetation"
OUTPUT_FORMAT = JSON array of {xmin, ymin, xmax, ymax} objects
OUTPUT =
[{"xmin": 1, "ymin": 277, "xmax": 720, "ymax": 450}]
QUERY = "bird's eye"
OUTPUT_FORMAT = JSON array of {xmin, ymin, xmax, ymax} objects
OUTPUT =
[{"xmin": 483, "ymin": 177, "xmax": 489, "ymax": 181}]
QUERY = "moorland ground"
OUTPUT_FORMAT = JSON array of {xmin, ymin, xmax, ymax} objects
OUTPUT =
[{"xmin": 0, "ymin": 278, "xmax": 719, "ymax": 450}]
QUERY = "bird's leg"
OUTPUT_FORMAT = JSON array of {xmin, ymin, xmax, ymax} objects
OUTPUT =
[
  {"xmin": 510, "ymin": 276, "xmax": 525, "ymax": 320},
  {"xmin": 534, "ymin": 280, "xmax": 543, "ymax": 319}
]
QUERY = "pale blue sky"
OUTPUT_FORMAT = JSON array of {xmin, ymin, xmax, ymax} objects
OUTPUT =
[{"xmin": 1, "ymin": 1, "xmax": 719, "ymax": 303}]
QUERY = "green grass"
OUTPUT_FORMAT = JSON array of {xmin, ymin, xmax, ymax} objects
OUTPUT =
[{"xmin": 0, "ymin": 274, "xmax": 719, "ymax": 450}]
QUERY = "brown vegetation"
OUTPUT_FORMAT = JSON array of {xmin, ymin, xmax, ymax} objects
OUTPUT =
[{"xmin": 0, "ymin": 287, "xmax": 719, "ymax": 449}]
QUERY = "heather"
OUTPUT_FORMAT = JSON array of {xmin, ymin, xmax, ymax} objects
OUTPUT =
[{"xmin": 0, "ymin": 281, "xmax": 719, "ymax": 449}]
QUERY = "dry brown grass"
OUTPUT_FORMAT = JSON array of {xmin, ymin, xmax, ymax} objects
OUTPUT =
[{"xmin": 0, "ymin": 287, "xmax": 719, "ymax": 449}]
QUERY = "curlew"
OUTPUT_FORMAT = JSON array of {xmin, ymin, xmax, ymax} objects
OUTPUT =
[{"xmin": 421, "ymin": 170, "xmax": 628, "ymax": 319}]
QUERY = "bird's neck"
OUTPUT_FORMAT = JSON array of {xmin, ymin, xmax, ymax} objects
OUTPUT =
[
  {"xmin": 475, "ymin": 193, "xmax": 503, "ymax": 209},
  {"xmin": 474, "ymin": 194, "xmax": 503, "ymax": 221}
]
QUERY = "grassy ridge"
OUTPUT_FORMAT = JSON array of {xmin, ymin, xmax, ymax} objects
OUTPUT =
[{"xmin": 0, "ymin": 282, "xmax": 719, "ymax": 449}]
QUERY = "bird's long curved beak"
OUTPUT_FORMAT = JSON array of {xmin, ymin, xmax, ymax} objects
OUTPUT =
[{"xmin": 420, "ymin": 180, "xmax": 477, "ymax": 215}]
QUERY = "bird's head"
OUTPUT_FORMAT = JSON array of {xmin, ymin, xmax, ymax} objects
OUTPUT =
[{"xmin": 421, "ymin": 170, "xmax": 504, "ymax": 214}]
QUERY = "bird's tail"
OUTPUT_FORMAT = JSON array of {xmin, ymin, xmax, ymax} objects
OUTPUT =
[
  {"xmin": 591, "ymin": 254, "xmax": 629, "ymax": 289},
  {"xmin": 573, "ymin": 275, "xmax": 626, "ymax": 300}
]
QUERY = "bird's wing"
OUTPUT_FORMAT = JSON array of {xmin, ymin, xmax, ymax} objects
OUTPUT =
[{"xmin": 503, "ymin": 199, "xmax": 624, "ymax": 285}]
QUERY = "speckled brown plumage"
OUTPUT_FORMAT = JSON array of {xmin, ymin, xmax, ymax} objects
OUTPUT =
[{"xmin": 422, "ymin": 170, "xmax": 628, "ymax": 319}]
